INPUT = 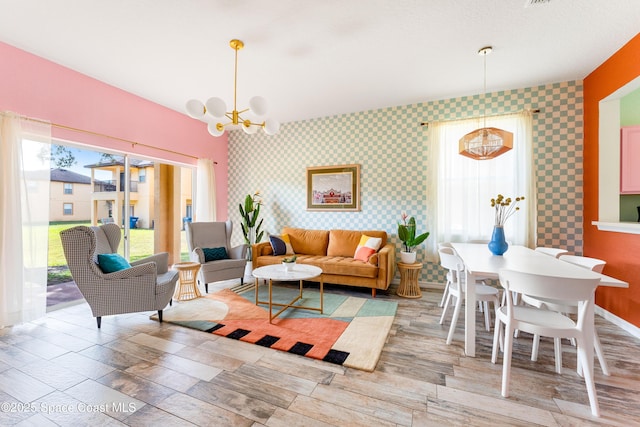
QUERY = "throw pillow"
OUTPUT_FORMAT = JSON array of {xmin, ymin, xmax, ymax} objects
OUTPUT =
[
  {"xmin": 203, "ymin": 247, "xmax": 229, "ymax": 262},
  {"xmin": 269, "ymin": 234, "xmax": 295, "ymax": 256},
  {"xmin": 97, "ymin": 253, "xmax": 131, "ymax": 273},
  {"xmin": 354, "ymin": 235, "xmax": 382, "ymax": 262}
]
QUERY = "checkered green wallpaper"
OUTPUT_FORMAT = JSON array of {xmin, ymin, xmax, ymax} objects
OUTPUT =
[{"xmin": 228, "ymin": 80, "xmax": 583, "ymax": 284}]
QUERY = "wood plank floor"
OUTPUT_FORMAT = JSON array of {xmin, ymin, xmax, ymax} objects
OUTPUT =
[{"xmin": 1, "ymin": 281, "xmax": 639, "ymax": 426}]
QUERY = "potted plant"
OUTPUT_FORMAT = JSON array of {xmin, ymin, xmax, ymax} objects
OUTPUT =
[
  {"xmin": 239, "ymin": 191, "xmax": 264, "ymax": 261},
  {"xmin": 282, "ymin": 255, "xmax": 297, "ymax": 272},
  {"xmin": 398, "ymin": 213, "xmax": 430, "ymax": 264}
]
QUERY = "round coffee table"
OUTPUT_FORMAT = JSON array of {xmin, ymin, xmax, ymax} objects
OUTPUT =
[
  {"xmin": 172, "ymin": 262, "xmax": 202, "ymax": 301},
  {"xmin": 252, "ymin": 264, "xmax": 323, "ymax": 323}
]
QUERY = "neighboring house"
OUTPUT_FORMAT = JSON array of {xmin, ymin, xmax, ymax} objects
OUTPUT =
[
  {"xmin": 49, "ymin": 168, "xmax": 97, "ymax": 222},
  {"xmin": 84, "ymin": 158, "xmax": 192, "ymax": 229}
]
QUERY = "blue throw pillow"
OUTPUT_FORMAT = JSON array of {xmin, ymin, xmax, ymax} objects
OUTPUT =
[
  {"xmin": 203, "ymin": 247, "xmax": 228, "ymax": 262},
  {"xmin": 97, "ymin": 253, "xmax": 131, "ymax": 273},
  {"xmin": 269, "ymin": 235, "xmax": 287, "ymax": 256}
]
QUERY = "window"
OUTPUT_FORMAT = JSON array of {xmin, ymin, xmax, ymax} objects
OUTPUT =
[
  {"xmin": 63, "ymin": 182, "xmax": 73, "ymax": 194},
  {"xmin": 63, "ymin": 203, "xmax": 73, "ymax": 215},
  {"xmin": 427, "ymin": 112, "xmax": 533, "ymax": 256},
  {"xmin": 138, "ymin": 168, "xmax": 146, "ymax": 183}
]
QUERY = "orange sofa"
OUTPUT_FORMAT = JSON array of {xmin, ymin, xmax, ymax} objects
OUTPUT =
[{"xmin": 252, "ymin": 227, "xmax": 396, "ymax": 297}]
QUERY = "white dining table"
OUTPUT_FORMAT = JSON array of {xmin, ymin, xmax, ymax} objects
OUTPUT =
[{"xmin": 450, "ymin": 243, "xmax": 628, "ymax": 358}]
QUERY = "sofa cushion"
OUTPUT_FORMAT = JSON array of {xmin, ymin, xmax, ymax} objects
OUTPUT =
[
  {"xmin": 282, "ymin": 227, "xmax": 329, "ymax": 256},
  {"xmin": 203, "ymin": 247, "xmax": 228, "ymax": 261},
  {"xmin": 97, "ymin": 253, "xmax": 131, "ymax": 273},
  {"xmin": 327, "ymin": 229, "xmax": 387, "ymax": 257},
  {"xmin": 354, "ymin": 235, "xmax": 382, "ymax": 261},
  {"xmin": 269, "ymin": 234, "xmax": 294, "ymax": 256}
]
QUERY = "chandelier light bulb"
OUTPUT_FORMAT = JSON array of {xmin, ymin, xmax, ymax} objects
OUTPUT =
[
  {"xmin": 249, "ymin": 96, "xmax": 268, "ymax": 117},
  {"xmin": 264, "ymin": 119, "xmax": 280, "ymax": 136},
  {"xmin": 242, "ymin": 120, "xmax": 259, "ymax": 134},
  {"xmin": 207, "ymin": 122, "xmax": 224, "ymax": 137},
  {"xmin": 185, "ymin": 99, "xmax": 206, "ymax": 119},
  {"xmin": 205, "ymin": 97, "xmax": 227, "ymax": 119}
]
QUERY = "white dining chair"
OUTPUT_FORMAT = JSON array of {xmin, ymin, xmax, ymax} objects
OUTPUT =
[
  {"xmin": 438, "ymin": 247, "xmax": 500, "ymax": 344},
  {"xmin": 491, "ymin": 269, "xmax": 601, "ymax": 417},
  {"xmin": 437, "ymin": 242, "xmax": 456, "ymax": 307},
  {"xmin": 523, "ymin": 255, "xmax": 609, "ymax": 375},
  {"xmin": 534, "ymin": 247, "xmax": 569, "ymax": 258}
]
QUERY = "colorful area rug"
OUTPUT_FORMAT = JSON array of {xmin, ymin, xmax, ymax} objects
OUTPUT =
[{"xmin": 151, "ymin": 287, "xmax": 397, "ymax": 372}]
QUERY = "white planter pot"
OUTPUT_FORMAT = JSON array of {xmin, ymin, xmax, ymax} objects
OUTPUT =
[
  {"xmin": 400, "ymin": 251, "xmax": 417, "ymax": 264},
  {"xmin": 244, "ymin": 260, "xmax": 254, "ymax": 282}
]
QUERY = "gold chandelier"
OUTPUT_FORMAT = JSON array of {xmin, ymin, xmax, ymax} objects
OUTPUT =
[
  {"xmin": 186, "ymin": 39, "xmax": 280, "ymax": 137},
  {"xmin": 459, "ymin": 46, "xmax": 513, "ymax": 160}
]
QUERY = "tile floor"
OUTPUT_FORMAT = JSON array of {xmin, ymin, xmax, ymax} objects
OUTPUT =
[{"xmin": 1, "ymin": 280, "xmax": 639, "ymax": 426}]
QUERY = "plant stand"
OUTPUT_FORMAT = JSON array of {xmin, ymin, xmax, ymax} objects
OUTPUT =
[{"xmin": 396, "ymin": 262, "xmax": 423, "ymax": 298}]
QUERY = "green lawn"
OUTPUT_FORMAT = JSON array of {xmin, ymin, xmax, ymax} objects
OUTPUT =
[{"xmin": 48, "ymin": 222, "xmax": 188, "ymax": 284}]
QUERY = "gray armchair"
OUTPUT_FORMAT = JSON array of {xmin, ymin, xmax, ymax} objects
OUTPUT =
[
  {"xmin": 60, "ymin": 223, "xmax": 178, "ymax": 328},
  {"xmin": 185, "ymin": 220, "xmax": 248, "ymax": 293}
]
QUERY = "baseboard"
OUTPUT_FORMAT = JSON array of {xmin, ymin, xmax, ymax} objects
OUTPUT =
[
  {"xmin": 595, "ymin": 305, "xmax": 640, "ymax": 339},
  {"xmin": 420, "ymin": 281, "xmax": 445, "ymax": 290}
]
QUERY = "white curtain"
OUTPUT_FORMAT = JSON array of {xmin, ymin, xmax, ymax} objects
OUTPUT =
[
  {"xmin": 0, "ymin": 112, "xmax": 51, "ymax": 327},
  {"xmin": 426, "ymin": 111, "xmax": 535, "ymax": 260},
  {"xmin": 195, "ymin": 158, "xmax": 216, "ymax": 222}
]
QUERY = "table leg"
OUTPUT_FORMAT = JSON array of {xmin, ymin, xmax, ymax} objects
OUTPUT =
[
  {"xmin": 579, "ymin": 293, "xmax": 599, "ymax": 416},
  {"xmin": 465, "ymin": 269, "xmax": 477, "ymax": 357},
  {"xmin": 269, "ymin": 278, "xmax": 273, "ymax": 323},
  {"xmin": 254, "ymin": 277, "xmax": 258, "ymax": 305},
  {"xmin": 320, "ymin": 276, "xmax": 324, "ymax": 313}
]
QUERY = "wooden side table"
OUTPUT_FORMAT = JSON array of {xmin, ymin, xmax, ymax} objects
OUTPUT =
[
  {"xmin": 396, "ymin": 262, "xmax": 423, "ymax": 298},
  {"xmin": 172, "ymin": 262, "xmax": 202, "ymax": 301}
]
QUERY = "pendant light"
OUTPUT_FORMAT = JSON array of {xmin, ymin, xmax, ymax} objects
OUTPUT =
[
  {"xmin": 459, "ymin": 46, "xmax": 513, "ymax": 160},
  {"xmin": 186, "ymin": 39, "xmax": 280, "ymax": 137}
]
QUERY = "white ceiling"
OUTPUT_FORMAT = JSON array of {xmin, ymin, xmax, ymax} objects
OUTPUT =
[{"xmin": 1, "ymin": 0, "xmax": 639, "ymax": 126}]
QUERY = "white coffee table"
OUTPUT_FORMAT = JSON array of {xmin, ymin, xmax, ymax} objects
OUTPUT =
[{"xmin": 252, "ymin": 264, "xmax": 323, "ymax": 323}]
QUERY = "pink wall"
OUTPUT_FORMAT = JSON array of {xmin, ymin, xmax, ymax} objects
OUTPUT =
[{"xmin": 0, "ymin": 41, "xmax": 228, "ymax": 220}]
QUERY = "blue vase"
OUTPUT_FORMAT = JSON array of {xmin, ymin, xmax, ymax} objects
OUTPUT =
[{"xmin": 488, "ymin": 226, "xmax": 508, "ymax": 255}]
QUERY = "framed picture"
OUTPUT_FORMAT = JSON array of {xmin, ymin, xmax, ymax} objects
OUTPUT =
[{"xmin": 306, "ymin": 164, "xmax": 360, "ymax": 211}]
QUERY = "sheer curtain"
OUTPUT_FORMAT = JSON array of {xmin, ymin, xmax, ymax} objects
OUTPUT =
[
  {"xmin": 195, "ymin": 158, "xmax": 216, "ymax": 222},
  {"xmin": 0, "ymin": 112, "xmax": 51, "ymax": 327},
  {"xmin": 426, "ymin": 111, "xmax": 535, "ymax": 260}
]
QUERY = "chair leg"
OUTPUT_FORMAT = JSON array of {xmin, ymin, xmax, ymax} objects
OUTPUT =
[
  {"xmin": 593, "ymin": 330, "xmax": 610, "ymax": 376},
  {"xmin": 158, "ymin": 310, "xmax": 163, "ymax": 323},
  {"xmin": 531, "ymin": 334, "xmax": 540, "ymax": 361},
  {"xmin": 439, "ymin": 293, "xmax": 452, "ymax": 325},
  {"xmin": 240, "ymin": 277, "xmax": 244, "ymax": 286},
  {"xmin": 491, "ymin": 317, "xmax": 502, "ymax": 363},
  {"xmin": 446, "ymin": 296, "xmax": 462, "ymax": 345},
  {"xmin": 205, "ymin": 283, "xmax": 208, "ymax": 293},
  {"xmin": 483, "ymin": 301, "xmax": 491, "ymax": 331},
  {"xmin": 576, "ymin": 338, "xmax": 601, "ymax": 417},
  {"xmin": 439, "ymin": 280, "xmax": 450, "ymax": 308},
  {"xmin": 169, "ymin": 299, "xmax": 172, "ymax": 307},
  {"xmin": 554, "ymin": 337, "xmax": 563, "ymax": 374},
  {"xmin": 96, "ymin": 316, "xmax": 101, "ymax": 328},
  {"xmin": 501, "ymin": 324, "xmax": 515, "ymax": 398}
]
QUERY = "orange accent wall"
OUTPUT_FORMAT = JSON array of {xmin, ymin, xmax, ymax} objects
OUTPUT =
[{"xmin": 584, "ymin": 33, "xmax": 640, "ymax": 327}]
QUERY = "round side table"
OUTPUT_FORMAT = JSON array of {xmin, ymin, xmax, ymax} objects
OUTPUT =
[
  {"xmin": 172, "ymin": 262, "xmax": 202, "ymax": 301},
  {"xmin": 396, "ymin": 262, "xmax": 423, "ymax": 298}
]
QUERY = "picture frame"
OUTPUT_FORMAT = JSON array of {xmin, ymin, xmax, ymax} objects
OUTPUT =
[{"xmin": 306, "ymin": 164, "xmax": 360, "ymax": 211}]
